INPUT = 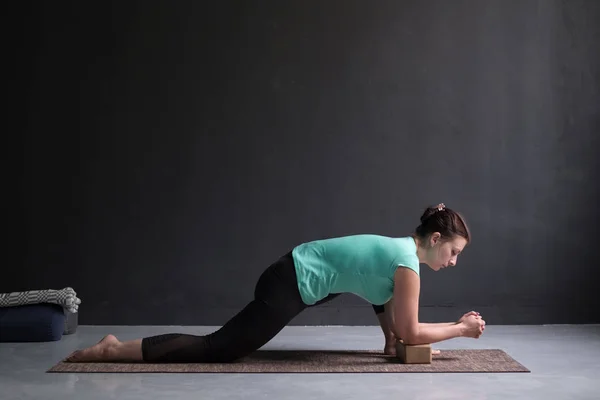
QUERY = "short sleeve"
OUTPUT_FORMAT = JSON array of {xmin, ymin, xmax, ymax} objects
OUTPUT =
[{"xmin": 393, "ymin": 254, "xmax": 420, "ymax": 276}]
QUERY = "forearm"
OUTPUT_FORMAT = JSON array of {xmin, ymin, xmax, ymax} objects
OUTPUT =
[
  {"xmin": 384, "ymin": 310, "xmax": 456, "ymax": 339},
  {"xmin": 419, "ymin": 322, "xmax": 457, "ymax": 328},
  {"xmin": 404, "ymin": 323, "xmax": 464, "ymax": 345}
]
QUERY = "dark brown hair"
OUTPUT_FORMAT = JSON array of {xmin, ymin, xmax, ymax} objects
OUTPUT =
[{"xmin": 414, "ymin": 204, "xmax": 470, "ymax": 243}]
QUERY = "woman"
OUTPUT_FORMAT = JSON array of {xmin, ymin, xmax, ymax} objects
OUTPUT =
[{"xmin": 67, "ymin": 203, "xmax": 485, "ymax": 363}]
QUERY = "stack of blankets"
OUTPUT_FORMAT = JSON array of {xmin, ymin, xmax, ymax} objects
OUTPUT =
[{"xmin": 0, "ymin": 288, "xmax": 82, "ymax": 342}]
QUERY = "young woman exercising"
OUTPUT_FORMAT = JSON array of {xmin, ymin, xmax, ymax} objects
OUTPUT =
[{"xmin": 67, "ymin": 203, "xmax": 485, "ymax": 363}]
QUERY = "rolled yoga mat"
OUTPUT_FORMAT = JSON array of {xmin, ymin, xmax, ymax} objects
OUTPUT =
[{"xmin": 48, "ymin": 349, "xmax": 530, "ymax": 373}]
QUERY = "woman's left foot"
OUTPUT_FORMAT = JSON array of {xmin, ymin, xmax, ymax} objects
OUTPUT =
[{"xmin": 66, "ymin": 334, "xmax": 121, "ymax": 362}]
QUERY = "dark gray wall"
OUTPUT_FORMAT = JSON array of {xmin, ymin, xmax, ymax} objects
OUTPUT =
[{"xmin": 16, "ymin": 1, "xmax": 600, "ymax": 325}]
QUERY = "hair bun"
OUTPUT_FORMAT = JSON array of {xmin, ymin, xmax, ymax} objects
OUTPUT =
[
  {"xmin": 420, "ymin": 207, "xmax": 438, "ymax": 223},
  {"xmin": 419, "ymin": 203, "xmax": 446, "ymax": 223}
]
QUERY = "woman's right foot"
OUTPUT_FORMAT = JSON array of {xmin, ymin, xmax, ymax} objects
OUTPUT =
[{"xmin": 66, "ymin": 334, "xmax": 121, "ymax": 362}]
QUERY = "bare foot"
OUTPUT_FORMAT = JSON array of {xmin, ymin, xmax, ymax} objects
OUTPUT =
[
  {"xmin": 67, "ymin": 334, "xmax": 121, "ymax": 362},
  {"xmin": 384, "ymin": 342, "xmax": 396, "ymax": 355}
]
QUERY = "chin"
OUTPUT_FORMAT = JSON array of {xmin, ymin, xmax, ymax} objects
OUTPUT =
[{"xmin": 428, "ymin": 263, "xmax": 444, "ymax": 272}]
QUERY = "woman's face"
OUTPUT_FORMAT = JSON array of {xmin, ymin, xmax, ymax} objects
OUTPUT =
[{"xmin": 427, "ymin": 234, "xmax": 467, "ymax": 271}]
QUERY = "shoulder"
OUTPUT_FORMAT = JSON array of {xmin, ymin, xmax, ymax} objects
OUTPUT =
[{"xmin": 393, "ymin": 236, "xmax": 420, "ymax": 274}]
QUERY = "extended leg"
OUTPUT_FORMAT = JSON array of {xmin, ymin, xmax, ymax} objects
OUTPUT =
[
  {"xmin": 141, "ymin": 294, "xmax": 303, "ymax": 363},
  {"xmin": 68, "ymin": 252, "xmax": 305, "ymax": 363}
]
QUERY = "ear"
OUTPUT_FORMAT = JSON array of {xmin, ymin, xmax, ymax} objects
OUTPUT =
[{"xmin": 430, "ymin": 232, "xmax": 441, "ymax": 246}]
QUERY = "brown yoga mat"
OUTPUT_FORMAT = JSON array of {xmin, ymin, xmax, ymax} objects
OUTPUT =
[{"xmin": 48, "ymin": 349, "xmax": 529, "ymax": 373}]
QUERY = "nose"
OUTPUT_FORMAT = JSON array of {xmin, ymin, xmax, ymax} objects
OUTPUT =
[{"xmin": 448, "ymin": 258, "xmax": 457, "ymax": 267}]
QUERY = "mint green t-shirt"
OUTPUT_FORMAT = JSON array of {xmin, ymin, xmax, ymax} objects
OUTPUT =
[{"xmin": 291, "ymin": 235, "xmax": 420, "ymax": 305}]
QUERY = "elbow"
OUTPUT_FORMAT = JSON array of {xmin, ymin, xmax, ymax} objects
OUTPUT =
[
  {"xmin": 401, "ymin": 333, "xmax": 420, "ymax": 345},
  {"xmin": 398, "ymin": 325, "xmax": 420, "ymax": 345}
]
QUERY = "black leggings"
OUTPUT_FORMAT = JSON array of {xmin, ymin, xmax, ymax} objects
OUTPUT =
[{"xmin": 141, "ymin": 251, "xmax": 386, "ymax": 363}]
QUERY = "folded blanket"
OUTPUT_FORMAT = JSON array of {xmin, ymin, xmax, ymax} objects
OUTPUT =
[{"xmin": 0, "ymin": 287, "xmax": 81, "ymax": 313}]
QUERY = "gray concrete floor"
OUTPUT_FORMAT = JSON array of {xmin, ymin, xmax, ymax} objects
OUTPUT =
[{"xmin": 1, "ymin": 325, "xmax": 599, "ymax": 399}]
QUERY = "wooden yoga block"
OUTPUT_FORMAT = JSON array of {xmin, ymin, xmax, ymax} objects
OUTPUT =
[{"xmin": 395, "ymin": 340, "xmax": 432, "ymax": 364}]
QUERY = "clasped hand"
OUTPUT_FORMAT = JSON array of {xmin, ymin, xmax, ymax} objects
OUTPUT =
[{"xmin": 458, "ymin": 310, "xmax": 486, "ymax": 338}]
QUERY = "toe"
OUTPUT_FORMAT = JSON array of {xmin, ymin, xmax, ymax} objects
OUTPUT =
[{"xmin": 66, "ymin": 351, "xmax": 80, "ymax": 362}]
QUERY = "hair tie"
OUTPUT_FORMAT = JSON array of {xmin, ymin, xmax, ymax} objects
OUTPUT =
[{"xmin": 435, "ymin": 203, "xmax": 446, "ymax": 212}]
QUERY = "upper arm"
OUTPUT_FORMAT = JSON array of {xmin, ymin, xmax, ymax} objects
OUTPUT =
[{"xmin": 392, "ymin": 266, "xmax": 420, "ymax": 342}]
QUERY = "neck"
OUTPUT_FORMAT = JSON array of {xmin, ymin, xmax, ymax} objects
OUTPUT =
[{"xmin": 412, "ymin": 236, "xmax": 429, "ymax": 265}]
